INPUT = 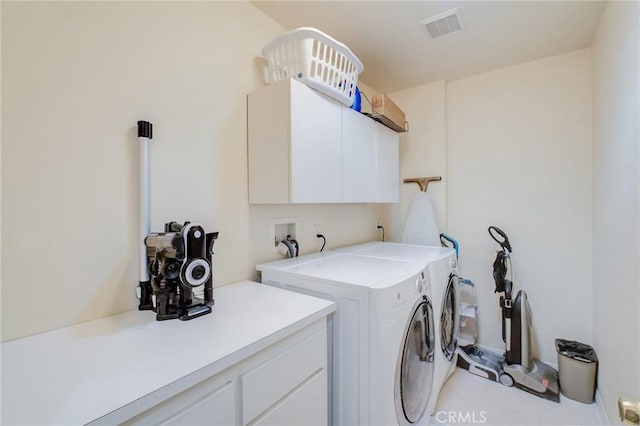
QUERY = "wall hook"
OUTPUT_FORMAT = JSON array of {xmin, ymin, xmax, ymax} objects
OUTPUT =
[{"xmin": 403, "ymin": 176, "xmax": 442, "ymax": 192}]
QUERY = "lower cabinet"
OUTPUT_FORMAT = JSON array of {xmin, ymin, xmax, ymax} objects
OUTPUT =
[{"xmin": 122, "ymin": 320, "xmax": 328, "ymax": 426}]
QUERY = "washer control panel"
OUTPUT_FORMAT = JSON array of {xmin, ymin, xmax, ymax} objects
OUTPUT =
[
  {"xmin": 391, "ymin": 268, "xmax": 433, "ymax": 310},
  {"xmin": 415, "ymin": 269, "xmax": 431, "ymax": 294}
]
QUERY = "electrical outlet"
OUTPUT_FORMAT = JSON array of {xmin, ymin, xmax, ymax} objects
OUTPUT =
[
  {"xmin": 313, "ymin": 224, "xmax": 321, "ymax": 237},
  {"xmin": 376, "ymin": 219, "xmax": 384, "ymax": 242}
]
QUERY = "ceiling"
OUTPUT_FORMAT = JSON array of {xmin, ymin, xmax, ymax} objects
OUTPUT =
[{"xmin": 252, "ymin": 1, "xmax": 606, "ymax": 93}]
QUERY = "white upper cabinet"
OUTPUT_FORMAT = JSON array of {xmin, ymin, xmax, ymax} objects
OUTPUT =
[
  {"xmin": 248, "ymin": 79, "xmax": 399, "ymax": 204},
  {"xmin": 248, "ymin": 79, "xmax": 341, "ymax": 204},
  {"xmin": 342, "ymin": 107, "xmax": 376, "ymax": 202},
  {"xmin": 290, "ymin": 81, "xmax": 343, "ymax": 203},
  {"xmin": 375, "ymin": 124, "xmax": 400, "ymax": 203}
]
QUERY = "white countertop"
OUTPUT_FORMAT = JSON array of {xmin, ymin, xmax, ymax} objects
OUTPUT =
[{"xmin": 0, "ymin": 280, "xmax": 335, "ymax": 425}]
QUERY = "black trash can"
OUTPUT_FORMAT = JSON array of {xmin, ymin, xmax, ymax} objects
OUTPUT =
[{"xmin": 555, "ymin": 339, "xmax": 598, "ymax": 403}]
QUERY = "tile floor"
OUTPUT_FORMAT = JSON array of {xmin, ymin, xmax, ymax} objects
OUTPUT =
[{"xmin": 429, "ymin": 368, "xmax": 604, "ymax": 425}]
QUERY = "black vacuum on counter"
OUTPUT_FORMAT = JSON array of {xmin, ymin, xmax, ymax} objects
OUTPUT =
[{"xmin": 136, "ymin": 121, "xmax": 218, "ymax": 321}]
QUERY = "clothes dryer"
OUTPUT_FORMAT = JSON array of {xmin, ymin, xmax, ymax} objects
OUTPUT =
[
  {"xmin": 257, "ymin": 252, "xmax": 436, "ymax": 426},
  {"xmin": 335, "ymin": 242, "xmax": 460, "ymax": 415}
]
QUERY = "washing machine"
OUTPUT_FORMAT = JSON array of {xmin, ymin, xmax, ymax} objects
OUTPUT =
[
  {"xmin": 257, "ymin": 251, "xmax": 436, "ymax": 426},
  {"xmin": 335, "ymin": 242, "xmax": 460, "ymax": 416}
]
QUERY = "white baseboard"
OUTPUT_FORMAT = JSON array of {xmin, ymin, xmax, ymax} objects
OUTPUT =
[{"xmin": 595, "ymin": 389, "xmax": 610, "ymax": 425}]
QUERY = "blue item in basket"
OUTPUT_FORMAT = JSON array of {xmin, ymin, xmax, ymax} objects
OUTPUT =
[{"xmin": 350, "ymin": 86, "xmax": 361, "ymax": 112}]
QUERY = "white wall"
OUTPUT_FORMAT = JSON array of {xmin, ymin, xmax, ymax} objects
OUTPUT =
[
  {"xmin": 388, "ymin": 81, "xmax": 447, "ymax": 242},
  {"xmin": 389, "ymin": 50, "xmax": 593, "ymax": 364},
  {"xmin": 592, "ymin": 1, "xmax": 640, "ymax": 423},
  {"xmin": 447, "ymin": 49, "xmax": 593, "ymax": 363},
  {"xmin": 1, "ymin": 2, "xmax": 385, "ymax": 342}
]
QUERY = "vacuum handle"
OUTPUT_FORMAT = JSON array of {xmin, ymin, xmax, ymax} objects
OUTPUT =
[
  {"xmin": 439, "ymin": 233, "xmax": 459, "ymax": 258},
  {"xmin": 488, "ymin": 226, "xmax": 512, "ymax": 253},
  {"xmin": 500, "ymin": 297, "xmax": 506, "ymax": 343},
  {"xmin": 204, "ymin": 232, "xmax": 219, "ymax": 304}
]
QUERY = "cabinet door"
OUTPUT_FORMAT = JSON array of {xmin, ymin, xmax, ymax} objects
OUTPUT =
[
  {"xmin": 375, "ymin": 124, "xmax": 400, "ymax": 203},
  {"xmin": 342, "ymin": 108, "xmax": 376, "ymax": 202},
  {"xmin": 123, "ymin": 376, "xmax": 235, "ymax": 426},
  {"xmin": 290, "ymin": 83, "xmax": 342, "ymax": 203}
]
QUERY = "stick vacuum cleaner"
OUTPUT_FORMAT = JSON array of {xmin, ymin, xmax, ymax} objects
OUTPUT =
[
  {"xmin": 457, "ymin": 226, "xmax": 560, "ymax": 402},
  {"xmin": 136, "ymin": 120, "xmax": 218, "ymax": 321}
]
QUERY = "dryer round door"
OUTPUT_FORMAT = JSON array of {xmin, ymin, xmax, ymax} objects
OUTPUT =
[
  {"xmin": 441, "ymin": 273, "xmax": 459, "ymax": 361},
  {"xmin": 395, "ymin": 296, "xmax": 435, "ymax": 424}
]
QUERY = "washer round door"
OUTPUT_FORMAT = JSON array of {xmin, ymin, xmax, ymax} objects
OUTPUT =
[
  {"xmin": 441, "ymin": 273, "xmax": 459, "ymax": 361},
  {"xmin": 395, "ymin": 296, "xmax": 435, "ymax": 424}
]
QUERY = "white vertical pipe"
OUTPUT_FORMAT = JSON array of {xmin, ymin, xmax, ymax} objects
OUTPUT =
[
  {"xmin": 139, "ymin": 138, "xmax": 150, "ymax": 282},
  {"xmin": 137, "ymin": 121, "xmax": 152, "ymax": 283}
]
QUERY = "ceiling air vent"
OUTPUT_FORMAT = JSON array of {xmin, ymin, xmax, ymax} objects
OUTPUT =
[{"xmin": 421, "ymin": 8, "xmax": 463, "ymax": 39}]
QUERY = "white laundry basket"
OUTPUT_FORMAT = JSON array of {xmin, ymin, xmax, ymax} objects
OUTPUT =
[{"xmin": 261, "ymin": 27, "xmax": 364, "ymax": 106}]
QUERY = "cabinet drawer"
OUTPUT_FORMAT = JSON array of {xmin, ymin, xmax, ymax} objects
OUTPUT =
[
  {"xmin": 123, "ymin": 375, "xmax": 235, "ymax": 426},
  {"xmin": 251, "ymin": 369, "xmax": 327, "ymax": 426},
  {"xmin": 242, "ymin": 327, "xmax": 327, "ymax": 424}
]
